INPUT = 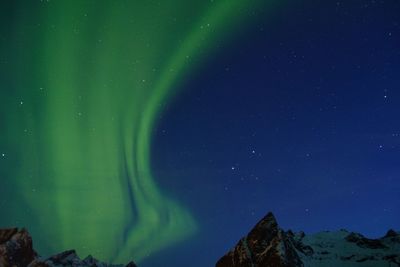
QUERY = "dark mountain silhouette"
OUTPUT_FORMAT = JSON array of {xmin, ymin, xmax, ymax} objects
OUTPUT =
[
  {"xmin": 216, "ymin": 212, "xmax": 400, "ymax": 267},
  {"xmin": 0, "ymin": 228, "xmax": 136, "ymax": 267}
]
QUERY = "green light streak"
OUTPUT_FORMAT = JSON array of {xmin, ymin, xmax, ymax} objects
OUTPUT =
[{"xmin": 0, "ymin": 0, "xmax": 271, "ymax": 263}]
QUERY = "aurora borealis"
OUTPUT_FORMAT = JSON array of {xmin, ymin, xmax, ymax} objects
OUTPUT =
[
  {"xmin": 2, "ymin": 1, "xmax": 400, "ymax": 266},
  {"xmin": 0, "ymin": 0, "xmax": 270, "ymax": 263}
]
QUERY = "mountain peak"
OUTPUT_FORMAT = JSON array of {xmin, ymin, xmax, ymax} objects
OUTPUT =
[
  {"xmin": 263, "ymin": 212, "xmax": 277, "ymax": 223},
  {"xmin": 0, "ymin": 228, "xmax": 137, "ymax": 267},
  {"xmin": 247, "ymin": 212, "xmax": 279, "ymax": 245},
  {"xmin": 255, "ymin": 212, "xmax": 278, "ymax": 231},
  {"xmin": 216, "ymin": 212, "xmax": 400, "ymax": 267},
  {"xmin": 384, "ymin": 229, "xmax": 398, "ymax": 238},
  {"xmin": 216, "ymin": 212, "xmax": 302, "ymax": 267}
]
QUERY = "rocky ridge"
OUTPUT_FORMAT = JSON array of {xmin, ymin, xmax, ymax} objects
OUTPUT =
[
  {"xmin": 0, "ymin": 228, "xmax": 136, "ymax": 267},
  {"xmin": 216, "ymin": 212, "xmax": 400, "ymax": 267}
]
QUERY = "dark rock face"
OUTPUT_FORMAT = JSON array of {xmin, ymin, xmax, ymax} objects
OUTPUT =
[
  {"xmin": 287, "ymin": 231, "xmax": 313, "ymax": 257},
  {"xmin": 0, "ymin": 228, "xmax": 37, "ymax": 267},
  {"xmin": 31, "ymin": 249, "xmax": 137, "ymax": 267},
  {"xmin": 345, "ymin": 232, "xmax": 387, "ymax": 249},
  {"xmin": 216, "ymin": 212, "xmax": 303, "ymax": 267},
  {"xmin": 216, "ymin": 212, "xmax": 400, "ymax": 267},
  {"xmin": 0, "ymin": 228, "xmax": 137, "ymax": 267}
]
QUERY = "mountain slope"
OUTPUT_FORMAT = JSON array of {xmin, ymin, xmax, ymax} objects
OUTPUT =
[
  {"xmin": 0, "ymin": 228, "xmax": 137, "ymax": 267},
  {"xmin": 216, "ymin": 212, "xmax": 400, "ymax": 267}
]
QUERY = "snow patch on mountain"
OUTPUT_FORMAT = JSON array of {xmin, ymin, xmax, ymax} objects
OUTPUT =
[{"xmin": 216, "ymin": 212, "xmax": 400, "ymax": 267}]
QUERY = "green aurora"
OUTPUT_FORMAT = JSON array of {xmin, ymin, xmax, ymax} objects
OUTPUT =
[{"xmin": 0, "ymin": 0, "xmax": 273, "ymax": 263}]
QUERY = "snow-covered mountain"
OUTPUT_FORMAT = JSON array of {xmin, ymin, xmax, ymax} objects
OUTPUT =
[
  {"xmin": 2, "ymin": 216, "xmax": 399, "ymax": 267},
  {"xmin": 216, "ymin": 212, "xmax": 400, "ymax": 267}
]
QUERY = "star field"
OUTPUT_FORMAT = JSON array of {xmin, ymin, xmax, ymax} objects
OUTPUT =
[
  {"xmin": 150, "ymin": 0, "xmax": 400, "ymax": 266},
  {"xmin": 1, "ymin": 1, "xmax": 399, "ymax": 267}
]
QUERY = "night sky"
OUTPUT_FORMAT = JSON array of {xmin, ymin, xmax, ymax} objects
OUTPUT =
[{"xmin": 1, "ymin": 1, "xmax": 399, "ymax": 267}]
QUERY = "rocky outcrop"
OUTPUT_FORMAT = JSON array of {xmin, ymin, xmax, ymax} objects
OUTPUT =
[
  {"xmin": 0, "ymin": 228, "xmax": 137, "ymax": 267},
  {"xmin": 0, "ymin": 228, "xmax": 37, "ymax": 267},
  {"xmin": 216, "ymin": 212, "xmax": 400, "ymax": 267},
  {"xmin": 29, "ymin": 249, "xmax": 137, "ymax": 267},
  {"xmin": 216, "ymin": 212, "xmax": 303, "ymax": 267},
  {"xmin": 345, "ymin": 232, "xmax": 387, "ymax": 249}
]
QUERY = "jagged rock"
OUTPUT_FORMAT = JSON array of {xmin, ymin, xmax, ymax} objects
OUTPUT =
[
  {"xmin": 34, "ymin": 249, "xmax": 137, "ymax": 267},
  {"xmin": 0, "ymin": 228, "xmax": 37, "ymax": 267},
  {"xmin": 216, "ymin": 212, "xmax": 400, "ymax": 267},
  {"xmin": 287, "ymin": 231, "xmax": 314, "ymax": 257},
  {"xmin": 0, "ymin": 228, "xmax": 137, "ymax": 267},
  {"xmin": 216, "ymin": 212, "xmax": 303, "ymax": 267},
  {"xmin": 28, "ymin": 260, "xmax": 49, "ymax": 267},
  {"xmin": 385, "ymin": 229, "xmax": 398, "ymax": 238},
  {"xmin": 345, "ymin": 232, "xmax": 387, "ymax": 249}
]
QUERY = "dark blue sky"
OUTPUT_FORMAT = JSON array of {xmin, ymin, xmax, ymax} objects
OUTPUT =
[{"xmin": 149, "ymin": 0, "xmax": 400, "ymax": 266}]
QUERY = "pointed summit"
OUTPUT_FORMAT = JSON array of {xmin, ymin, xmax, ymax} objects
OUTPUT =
[
  {"xmin": 384, "ymin": 229, "xmax": 398, "ymax": 238},
  {"xmin": 255, "ymin": 212, "xmax": 278, "ymax": 230},
  {"xmin": 263, "ymin": 212, "xmax": 277, "ymax": 222},
  {"xmin": 216, "ymin": 212, "xmax": 302, "ymax": 267},
  {"xmin": 248, "ymin": 212, "xmax": 279, "ymax": 241},
  {"xmin": 216, "ymin": 212, "xmax": 400, "ymax": 267}
]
